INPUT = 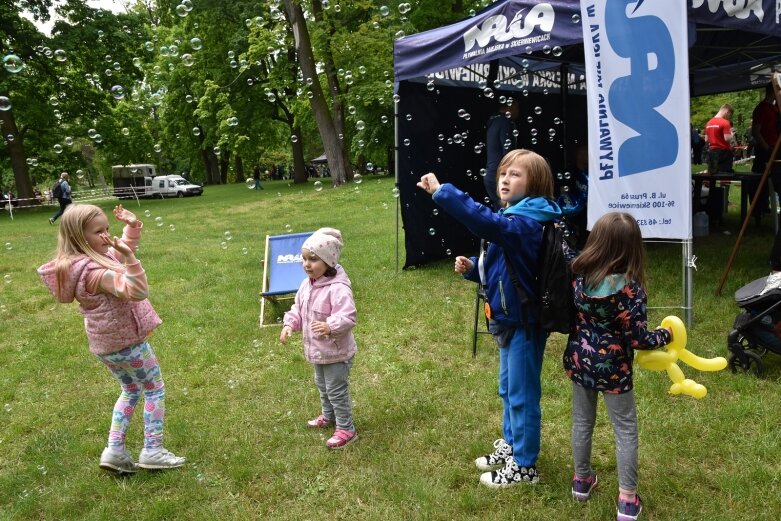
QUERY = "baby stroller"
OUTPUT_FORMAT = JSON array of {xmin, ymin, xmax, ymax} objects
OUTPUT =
[{"xmin": 727, "ymin": 274, "xmax": 781, "ymax": 376}]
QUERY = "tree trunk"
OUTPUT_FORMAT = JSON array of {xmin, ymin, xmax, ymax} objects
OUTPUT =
[
  {"xmin": 220, "ymin": 149, "xmax": 230, "ymax": 184},
  {"xmin": 235, "ymin": 154, "xmax": 245, "ymax": 183},
  {"xmin": 201, "ymin": 147, "xmax": 220, "ymax": 185},
  {"xmin": 311, "ymin": 0, "xmax": 353, "ymax": 183},
  {"xmin": 283, "ymin": 0, "xmax": 350, "ymax": 187},
  {"xmin": 291, "ymin": 125, "xmax": 307, "ymax": 184},
  {"xmin": 1, "ymin": 106, "xmax": 35, "ymax": 207}
]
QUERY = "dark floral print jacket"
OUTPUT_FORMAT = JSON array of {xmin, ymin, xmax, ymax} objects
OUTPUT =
[{"xmin": 563, "ymin": 274, "xmax": 672, "ymax": 393}]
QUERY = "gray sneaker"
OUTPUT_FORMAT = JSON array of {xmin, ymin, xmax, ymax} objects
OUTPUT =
[
  {"xmin": 99, "ymin": 447, "xmax": 138, "ymax": 474},
  {"xmin": 138, "ymin": 448, "xmax": 186, "ymax": 469}
]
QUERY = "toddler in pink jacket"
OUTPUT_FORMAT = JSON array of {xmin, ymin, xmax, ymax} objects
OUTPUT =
[
  {"xmin": 38, "ymin": 204, "xmax": 184, "ymax": 474},
  {"xmin": 280, "ymin": 227, "xmax": 358, "ymax": 449}
]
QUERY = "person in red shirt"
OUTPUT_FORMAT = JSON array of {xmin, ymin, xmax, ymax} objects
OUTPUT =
[
  {"xmin": 704, "ymin": 104, "xmax": 734, "ymax": 174},
  {"xmin": 751, "ymin": 82, "xmax": 781, "ymax": 271}
]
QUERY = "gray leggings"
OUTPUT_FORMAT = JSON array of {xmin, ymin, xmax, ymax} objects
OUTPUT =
[
  {"xmin": 572, "ymin": 382, "xmax": 638, "ymax": 492},
  {"xmin": 313, "ymin": 357, "xmax": 354, "ymax": 432}
]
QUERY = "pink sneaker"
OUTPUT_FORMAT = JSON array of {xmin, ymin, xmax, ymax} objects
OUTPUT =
[
  {"xmin": 326, "ymin": 429, "xmax": 358, "ymax": 449},
  {"xmin": 307, "ymin": 415, "xmax": 335, "ymax": 428}
]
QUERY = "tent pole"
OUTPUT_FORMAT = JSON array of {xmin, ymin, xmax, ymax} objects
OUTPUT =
[
  {"xmin": 683, "ymin": 239, "xmax": 693, "ymax": 328},
  {"xmin": 560, "ymin": 63, "xmax": 568, "ymax": 170},
  {"xmin": 394, "ymin": 88, "xmax": 400, "ymax": 273}
]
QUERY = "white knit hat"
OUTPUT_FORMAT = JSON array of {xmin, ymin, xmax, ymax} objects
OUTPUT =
[{"xmin": 302, "ymin": 228, "xmax": 343, "ymax": 267}]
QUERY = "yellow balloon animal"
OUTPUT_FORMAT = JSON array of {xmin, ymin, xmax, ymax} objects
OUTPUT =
[{"xmin": 635, "ymin": 316, "xmax": 727, "ymax": 399}]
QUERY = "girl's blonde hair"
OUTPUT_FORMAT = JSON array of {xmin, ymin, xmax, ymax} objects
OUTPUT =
[
  {"xmin": 496, "ymin": 149, "xmax": 554, "ymax": 199},
  {"xmin": 571, "ymin": 212, "xmax": 646, "ymax": 288},
  {"xmin": 55, "ymin": 204, "xmax": 122, "ymax": 291}
]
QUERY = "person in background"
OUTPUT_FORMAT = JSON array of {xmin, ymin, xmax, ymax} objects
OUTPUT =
[
  {"xmin": 704, "ymin": 104, "xmax": 734, "ymax": 174},
  {"xmin": 253, "ymin": 165, "xmax": 264, "ymax": 190},
  {"xmin": 751, "ymin": 82, "xmax": 781, "ymax": 275},
  {"xmin": 691, "ymin": 124, "xmax": 704, "ymax": 165},
  {"xmin": 49, "ymin": 172, "xmax": 73, "ymax": 224},
  {"xmin": 484, "ymin": 97, "xmax": 519, "ymax": 210},
  {"xmin": 564, "ymin": 212, "xmax": 672, "ymax": 521}
]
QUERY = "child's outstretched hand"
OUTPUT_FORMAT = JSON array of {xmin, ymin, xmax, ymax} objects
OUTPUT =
[
  {"xmin": 113, "ymin": 204, "xmax": 139, "ymax": 227},
  {"xmin": 454, "ymin": 256, "xmax": 473, "ymax": 274},
  {"xmin": 417, "ymin": 173, "xmax": 441, "ymax": 195},
  {"xmin": 103, "ymin": 233, "xmax": 134, "ymax": 257},
  {"xmin": 279, "ymin": 325, "xmax": 293, "ymax": 344}
]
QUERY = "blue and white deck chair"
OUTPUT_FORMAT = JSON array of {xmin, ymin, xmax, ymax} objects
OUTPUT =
[{"xmin": 258, "ymin": 231, "xmax": 314, "ymax": 327}]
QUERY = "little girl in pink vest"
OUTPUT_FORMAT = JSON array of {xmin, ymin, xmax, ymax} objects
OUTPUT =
[{"xmin": 38, "ymin": 204, "xmax": 185, "ymax": 474}]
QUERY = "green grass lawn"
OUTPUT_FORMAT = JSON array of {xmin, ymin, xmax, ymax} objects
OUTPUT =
[{"xmin": 1, "ymin": 176, "xmax": 780, "ymax": 520}]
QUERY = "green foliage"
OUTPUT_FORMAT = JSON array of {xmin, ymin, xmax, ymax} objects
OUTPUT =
[
  {"xmin": 1, "ymin": 180, "xmax": 781, "ymax": 519},
  {"xmin": 691, "ymin": 89, "xmax": 765, "ymax": 135}
]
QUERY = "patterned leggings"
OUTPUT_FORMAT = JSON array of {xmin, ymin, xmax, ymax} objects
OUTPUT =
[{"xmin": 97, "ymin": 341, "xmax": 165, "ymax": 451}]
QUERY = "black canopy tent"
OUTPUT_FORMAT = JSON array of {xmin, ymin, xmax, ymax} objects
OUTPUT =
[{"xmin": 393, "ymin": 0, "xmax": 781, "ymax": 269}]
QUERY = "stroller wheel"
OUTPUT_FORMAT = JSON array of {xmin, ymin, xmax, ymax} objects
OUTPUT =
[{"xmin": 728, "ymin": 349, "xmax": 763, "ymax": 376}]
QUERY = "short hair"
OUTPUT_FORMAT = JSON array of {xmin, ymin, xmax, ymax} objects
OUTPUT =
[
  {"xmin": 495, "ymin": 149, "xmax": 553, "ymax": 199},
  {"xmin": 720, "ymin": 104, "xmax": 733, "ymax": 114},
  {"xmin": 571, "ymin": 212, "xmax": 646, "ymax": 288},
  {"xmin": 60, "ymin": 172, "xmax": 69, "ymax": 179}
]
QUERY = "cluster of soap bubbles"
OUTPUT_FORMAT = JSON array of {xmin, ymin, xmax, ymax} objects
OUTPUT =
[{"xmin": 175, "ymin": 0, "xmax": 194, "ymax": 17}]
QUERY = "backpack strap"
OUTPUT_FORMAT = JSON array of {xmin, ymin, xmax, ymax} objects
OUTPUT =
[{"xmin": 502, "ymin": 248, "xmax": 536, "ymax": 331}]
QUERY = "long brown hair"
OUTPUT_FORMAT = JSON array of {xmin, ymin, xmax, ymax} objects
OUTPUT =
[
  {"xmin": 54, "ymin": 204, "xmax": 122, "ymax": 293},
  {"xmin": 495, "ymin": 149, "xmax": 553, "ymax": 199},
  {"xmin": 571, "ymin": 212, "xmax": 646, "ymax": 288}
]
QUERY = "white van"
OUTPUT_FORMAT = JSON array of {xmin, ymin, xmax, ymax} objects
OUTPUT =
[{"xmin": 112, "ymin": 165, "xmax": 203, "ymax": 198}]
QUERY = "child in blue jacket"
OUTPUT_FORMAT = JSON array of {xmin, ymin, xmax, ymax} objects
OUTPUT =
[{"xmin": 417, "ymin": 149, "xmax": 561, "ymax": 487}]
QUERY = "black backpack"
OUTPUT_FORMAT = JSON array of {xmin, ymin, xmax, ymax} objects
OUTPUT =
[
  {"xmin": 51, "ymin": 180, "xmax": 63, "ymax": 199},
  {"xmin": 503, "ymin": 221, "xmax": 575, "ymax": 335}
]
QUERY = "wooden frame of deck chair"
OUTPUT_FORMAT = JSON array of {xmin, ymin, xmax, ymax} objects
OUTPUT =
[{"xmin": 258, "ymin": 231, "xmax": 314, "ymax": 327}]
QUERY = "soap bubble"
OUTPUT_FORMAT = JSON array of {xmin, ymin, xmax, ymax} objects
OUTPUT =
[
  {"xmin": 224, "ymin": 231, "xmax": 233, "ymax": 241},
  {"xmin": 227, "ymin": 116, "xmax": 238, "ymax": 126},
  {"xmin": 3, "ymin": 274, "xmax": 11, "ymax": 284},
  {"xmin": 110, "ymin": 85, "xmax": 125, "ymax": 99},
  {"xmin": 0, "ymin": 96, "xmax": 11, "ymax": 111},
  {"xmin": 213, "ymin": 146, "xmax": 221, "ymax": 155},
  {"xmin": 192, "ymin": 127, "xmax": 200, "ymax": 136},
  {"xmin": 144, "ymin": 210, "xmax": 152, "ymax": 217},
  {"xmin": 121, "ymin": 127, "xmax": 130, "ymax": 136},
  {"xmin": 354, "ymin": 173, "xmax": 362, "ymax": 184},
  {"xmin": 54, "ymin": 49, "xmax": 66, "ymax": 62},
  {"xmin": 572, "ymin": 13, "xmax": 581, "ymax": 24},
  {"xmin": 246, "ymin": 178, "xmax": 255, "ymax": 189},
  {"xmin": 3, "ymin": 55, "xmax": 23, "ymax": 73},
  {"xmin": 242, "ymin": 247, "xmax": 249, "ymax": 255},
  {"xmin": 392, "ymin": 187, "xmax": 400, "ymax": 198},
  {"xmin": 379, "ymin": 5, "xmax": 389, "ymax": 16},
  {"xmin": 534, "ymin": 106, "xmax": 542, "ymax": 115},
  {"xmin": 153, "ymin": 144, "xmax": 162, "ymax": 153},
  {"xmin": 221, "ymin": 241, "xmax": 227, "ymax": 250},
  {"xmin": 175, "ymin": 4, "xmax": 188, "ymax": 16},
  {"xmin": 428, "ymin": 228, "xmax": 436, "ymax": 236},
  {"xmin": 356, "ymin": 120, "xmax": 366, "ymax": 131},
  {"xmin": 291, "ymin": 135, "xmax": 298, "ymax": 143},
  {"xmin": 314, "ymin": 181, "xmax": 323, "ymax": 192},
  {"xmin": 155, "ymin": 216, "xmax": 163, "ymax": 227},
  {"xmin": 168, "ymin": 224, "xmax": 176, "ymax": 232},
  {"xmin": 284, "ymin": 224, "xmax": 292, "ymax": 232},
  {"xmin": 181, "ymin": 54, "xmax": 194, "ymax": 67},
  {"xmin": 4, "ymin": 242, "xmax": 11, "ymax": 250},
  {"xmin": 53, "ymin": 144, "xmax": 63, "ymax": 154},
  {"xmin": 190, "ymin": 37, "xmax": 202, "ymax": 50}
]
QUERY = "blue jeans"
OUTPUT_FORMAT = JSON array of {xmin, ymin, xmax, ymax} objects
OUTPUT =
[
  {"xmin": 499, "ymin": 326, "xmax": 545, "ymax": 467},
  {"xmin": 50, "ymin": 198, "xmax": 71, "ymax": 222}
]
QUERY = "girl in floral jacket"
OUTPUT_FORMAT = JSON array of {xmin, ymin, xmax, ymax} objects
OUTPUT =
[{"xmin": 563, "ymin": 212, "xmax": 671, "ymax": 521}]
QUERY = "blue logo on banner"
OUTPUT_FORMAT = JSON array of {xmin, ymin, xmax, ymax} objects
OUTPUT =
[{"xmin": 606, "ymin": 0, "xmax": 677, "ymax": 177}]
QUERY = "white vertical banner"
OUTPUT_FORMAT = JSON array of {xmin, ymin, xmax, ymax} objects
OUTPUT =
[{"xmin": 581, "ymin": 0, "xmax": 691, "ymax": 239}]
